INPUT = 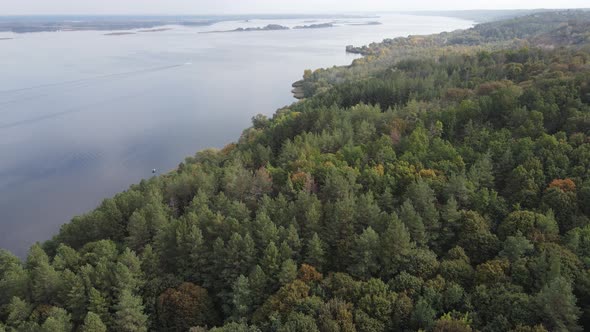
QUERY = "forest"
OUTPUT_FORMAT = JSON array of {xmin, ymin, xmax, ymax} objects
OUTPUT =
[{"xmin": 2, "ymin": 10, "xmax": 590, "ymax": 332}]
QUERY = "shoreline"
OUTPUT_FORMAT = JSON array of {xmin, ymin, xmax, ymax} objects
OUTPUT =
[
  {"xmin": 0, "ymin": 13, "xmax": 378, "ymax": 34},
  {"xmin": 104, "ymin": 31, "xmax": 136, "ymax": 36}
]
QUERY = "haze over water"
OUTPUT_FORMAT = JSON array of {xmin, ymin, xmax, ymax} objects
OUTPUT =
[{"xmin": 0, "ymin": 14, "xmax": 472, "ymax": 257}]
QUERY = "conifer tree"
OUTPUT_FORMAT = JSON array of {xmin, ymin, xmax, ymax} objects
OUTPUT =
[
  {"xmin": 114, "ymin": 290, "xmax": 148, "ymax": 332},
  {"xmin": 305, "ymin": 233, "xmax": 326, "ymax": 271},
  {"xmin": 81, "ymin": 312, "xmax": 107, "ymax": 332}
]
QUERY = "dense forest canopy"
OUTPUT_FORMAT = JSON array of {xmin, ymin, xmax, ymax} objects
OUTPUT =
[{"xmin": 3, "ymin": 10, "xmax": 590, "ymax": 332}]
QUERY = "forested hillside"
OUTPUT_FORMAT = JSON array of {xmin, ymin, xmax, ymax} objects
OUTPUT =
[
  {"xmin": 2, "ymin": 11, "xmax": 590, "ymax": 332},
  {"xmin": 301, "ymin": 10, "xmax": 590, "ymax": 98}
]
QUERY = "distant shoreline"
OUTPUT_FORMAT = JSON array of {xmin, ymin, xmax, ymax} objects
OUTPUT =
[
  {"xmin": 293, "ymin": 23, "xmax": 335, "ymax": 29},
  {"xmin": 104, "ymin": 32, "xmax": 136, "ymax": 36},
  {"xmin": 138, "ymin": 27, "xmax": 172, "ymax": 33},
  {"xmin": 202, "ymin": 20, "xmax": 385, "ymax": 34},
  {"xmin": 0, "ymin": 14, "xmax": 378, "ymax": 34},
  {"xmin": 347, "ymin": 21, "xmax": 383, "ymax": 26},
  {"xmin": 201, "ymin": 24, "xmax": 289, "ymax": 34}
]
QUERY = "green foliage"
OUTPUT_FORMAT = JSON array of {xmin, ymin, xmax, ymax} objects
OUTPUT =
[
  {"xmin": 6, "ymin": 297, "xmax": 32, "ymax": 328},
  {"xmin": 114, "ymin": 290, "xmax": 148, "ymax": 332},
  {"xmin": 348, "ymin": 227, "xmax": 380, "ymax": 279},
  {"xmin": 535, "ymin": 277, "xmax": 582, "ymax": 332},
  {"xmin": 278, "ymin": 313, "xmax": 319, "ymax": 332},
  {"xmin": 400, "ymin": 200, "xmax": 426, "ymax": 246},
  {"xmin": 305, "ymin": 233, "xmax": 326, "ymax": 271},
  {"xmin": 40, "ymin": 307, "xmax": 72, "ymax": 332},
  {"xmin": 81, "ymin": 312, "xmax": 107, "ymax": 332}
]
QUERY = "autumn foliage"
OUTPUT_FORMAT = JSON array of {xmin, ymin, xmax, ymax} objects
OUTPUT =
[
  {"xmin": 547, "ymin": 178, "xmax": 576, "ymax": 192},
  {"xmin": 157, "ymin": 283, "xmax": 219, "ymax": 331}
]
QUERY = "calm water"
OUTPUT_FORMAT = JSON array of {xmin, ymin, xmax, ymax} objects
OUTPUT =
[{"xmin": 0, "ymin": 14, "xmax": 472, "ymax": 257}]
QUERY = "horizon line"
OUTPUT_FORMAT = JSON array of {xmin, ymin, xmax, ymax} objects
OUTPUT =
[{"xmin": 1, "ymin": 8, "xmax": 589, "ymax": 17}]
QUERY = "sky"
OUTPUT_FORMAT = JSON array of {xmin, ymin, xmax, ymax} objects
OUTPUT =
[{"xmin": 4, "ymin": 0, "xmax": 590, "ymax": 15}]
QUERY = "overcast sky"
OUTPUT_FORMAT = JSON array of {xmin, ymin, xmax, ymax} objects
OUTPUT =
[{"xmin": 5, "ymin": 0, "xmax": 590, "ymax": 15}]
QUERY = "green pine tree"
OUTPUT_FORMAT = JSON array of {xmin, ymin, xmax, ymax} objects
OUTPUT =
[
  {"xmin": 81, "ymin": 312, "xmax": 107, "ymax": 332},
  {"xmin": 114, "ymin": 289, "xmax": 148, "ymax": 332}
]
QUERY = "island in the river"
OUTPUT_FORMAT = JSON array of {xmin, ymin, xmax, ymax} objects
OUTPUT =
[
  {"xmin": 348, "ymin": 21, "xmax": 383, "ymax": 26},
  {"xmin": 104, "ymin": 32, "xmax": 136, "ymax": 36},
  {"xmin": 202, "ymin": 24, "xmax": 290, "ymax": 33},
  {"xmin": 138, "ymin": 28, "xmax": 172, "ymax": 33},
  {"xmin": 293, "ymin": 23, "xmax": 334, "ymax": 29},
  {"xmin": 0, "ymin": 37, "xmax": 12, "ymax": 40}
]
